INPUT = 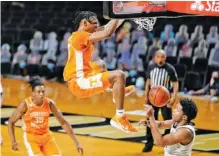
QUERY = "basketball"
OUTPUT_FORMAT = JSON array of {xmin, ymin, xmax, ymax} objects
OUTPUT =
[{"xmin": 149, "ymin": 86, "xmax": 170, "ymax": 107}]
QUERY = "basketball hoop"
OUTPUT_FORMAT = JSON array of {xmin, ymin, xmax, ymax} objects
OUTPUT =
[{"xmin": 133, "ymin": 17, "xmax": 157, "ymax": 31}]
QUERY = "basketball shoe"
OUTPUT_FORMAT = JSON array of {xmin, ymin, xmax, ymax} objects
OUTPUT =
[{"xmin": 110, "ymin": 115, "xmax": 138, "ymax": 133}]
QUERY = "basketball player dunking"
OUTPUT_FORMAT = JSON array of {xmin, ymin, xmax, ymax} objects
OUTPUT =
[
  {"xmin": 63, "ymin": 11, "xmax": 137, "ymax": 133},
  {"xmin": 139, "ymin": 98, "xmax": 198, "ymax": 156},
  {"xmin": 8, "ymin": 78, "xmax": 83, "ymax": 156}
]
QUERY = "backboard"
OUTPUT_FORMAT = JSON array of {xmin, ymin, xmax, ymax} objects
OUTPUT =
[{"xmin": 103, "ymin": 1, "xmax": 219, "ymax": 19}]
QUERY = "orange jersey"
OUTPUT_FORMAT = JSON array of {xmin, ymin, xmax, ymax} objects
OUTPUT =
[
  {"xmin": 63, "ymin": 31, "xmax": 94, "ymax": 81},
  {"xmin": 22, "ymin": 97, "xmax": 51, "ymax": 135}
]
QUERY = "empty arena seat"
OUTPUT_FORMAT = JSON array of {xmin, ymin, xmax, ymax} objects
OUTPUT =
[
  {"xmin": 185, "ymin": 71, "xmax": 202, "ymax": 90},
  {"xmin": 166, "ymin": 56, "xmax": 178, "ymax": 65},
  {"xmin": 193, "ymin": 58, "xmax": 208, "ymax": 73},
  {"xmin": 179, "ymin": 57, "xmax": 193, "ymax": 71},
  {"xmin": 1, "ymin": 35, "xmax": 14, "ymax": 45},
  {"xmin": 207, "ymin": 43, "xmax": 216, "ymax": 59},
  {"xmin": 27, "ymin": 64, "xmax": 40, "ymax": 76},
  {"xmin": 193, "ymin": 58, "xmax": 208, "ymax": 86},
  {"xmin": 1, "ymin": 63, "xmax": 12, "ymax": 75},
  {"xmin": 19, "ymin": 29, "xmax": 35, "ymax": 41},
  {"xmin": 174, "ymin": 64, "xmax": 187, "ymax": 91}
]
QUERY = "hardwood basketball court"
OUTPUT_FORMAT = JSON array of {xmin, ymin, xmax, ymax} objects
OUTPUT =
[{"xmin": 1, "ymin": 78, "xmax": 219, "ymax": 156}]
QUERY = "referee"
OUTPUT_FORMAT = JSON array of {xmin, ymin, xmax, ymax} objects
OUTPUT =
[{"xmin": 142, "ymin": 49, "xmax": 179, "ymax": 152}]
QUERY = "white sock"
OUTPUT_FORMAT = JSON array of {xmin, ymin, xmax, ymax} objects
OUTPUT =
[{"xmin": 116, "ymin": 109, "xmax": 125, "ymax": 117}]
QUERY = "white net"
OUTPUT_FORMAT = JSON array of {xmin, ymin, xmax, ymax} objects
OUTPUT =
[{"xmin": 133, "ymin": 17, "xmax": 157, "ymax": 31}]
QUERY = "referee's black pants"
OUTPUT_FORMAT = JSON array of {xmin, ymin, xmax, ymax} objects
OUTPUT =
[{"xmin": 145, "ymin": 101, "xmax": 172, "ymax": 146}]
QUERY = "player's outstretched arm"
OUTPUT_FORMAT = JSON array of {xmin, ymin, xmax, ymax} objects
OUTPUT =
[
  {"xmin": 8, "ymin": 101, "xmax": 27, "ymax": 151},
  {"xmin": 89, "ymin": 19, "xmax": 124, "ymax": 43},
  {"xmin": 149, "ymin": 115, "xmax": 192, "ymax": 146},
  {"xmin": 140, "ymin": 105, "xmax": 174, "ymax": 129},
  {"xmin": 138, "ymin": 118, "xmax": 173, "ymax": 129},
  {"xmin": 49, "ymin": 101, "xmax": 83, "ymax": 155},
  {"xmin": 156, "ymin": 120, "xmax": 174, "ymax": 129}
]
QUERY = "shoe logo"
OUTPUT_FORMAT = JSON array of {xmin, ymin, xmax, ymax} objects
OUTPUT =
[{"xmin": 190, "ymin": 0, "xmax": 219, "ymax": 12}]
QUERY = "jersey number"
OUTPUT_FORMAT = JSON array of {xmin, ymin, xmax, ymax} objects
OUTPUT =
[{"xmin": 35, "ymin": 117, "xmax": 44, "ymax": 124}]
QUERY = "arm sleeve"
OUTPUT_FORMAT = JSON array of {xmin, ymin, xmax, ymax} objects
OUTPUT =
[
  {"xmin": 71, "ymin": 31, "xmax": 90, "ymax": 51},
  {"xmin": 169, "ymin": 66, "xmax": 178, "ymax": 82}
]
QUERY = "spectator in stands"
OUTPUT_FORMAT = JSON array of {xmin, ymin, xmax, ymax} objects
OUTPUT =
[
  {"xmin": 27, "ymin": 50, "xmax": 41, "ymax": 76},
  {"xmin": 117, "ymin": 35, "xmax": 132, "ymax": 70},
  {"xmin": 135, "ymin": 77, "xmax": 145, "ymax": 90},
  {"xmin": 209, "ymin": 41, "xmax": 219, "ymax": 67},
  {"xmin": 1, "ymin": 43, "xmax": 11, "ymax": 63},
  {"xmin": 131, "ymin": 36, "xmax": 147, "ymax": 72},
  {"xmin": 56, "ymin": 50, "xmax": 68, "ymax": 82},
  {"xmin": 175, "ymin": 24, "xmax": 189, "ymax": 44},
  {"xmin": 103, "ymin": 45, "xmax": 117, "ymax": 70},
  {"xmin": 44, "ymin": 32, "xmax": 58, "ymax": 55},
  {"xmin": 12, "ymin": 44, "xmax": 28, "ymax": 76},
  {"xmin": 164, "ymin": 39, "xmax": 177, "ymax": 57},
  {"xmin": 131, "ymin": 29, "xmax": 148, "ymax": 44},
  {"xmin": 27, "ymin": 52, "xmax": 41, "ymax": 65},
  {"xmin": 193, "ymin": 39, "xmax": 208, "ymax": 62},
  {"xmin": 126, "ymin": 69, "xmax": 138, "ymax": 86},
  {"xmin": 160, "ymin": 24, "xmax": 175, "ymax": 43},
  {"xmin": 188, "ymin": 71, "xmax": 219, "ymax": 98},
  {"xmin": 29, "ymin": 31, "xmax": 44, "ymax": 53},
  {"xmin": 40, "ymin": 32, "xmax": 58, "ymax": 80},
  {"xmin": 101, "ymin": 34, "xmax": 116, "ymax": 53},
  {"xmin": 41, "ymin": 59, "xmax": 56, "ymax": 80},
  {"xmin": 207, "ymin": 26, "xmax": 219, "ymax": 44},
  {"xmin": 105, "ymin": 39, "xmax": 116, "ymax": 52},
  {"xmin": 59, "ymin": 32, "xmax": 71, "ymax": 54},
  {"xmin": 41, "ymin": 32, "xmax": 58, "ymax": 66},
  {"xmin": 145, "ymin": 30, "xmax": 154, "ymax": 41},
  {"xmin": 116, "ymin": 21, "xmax": 131, "ymax": 42},
  {"xmin": 132, "ymin": 36, "xmax": 147, "ymax": 55},
  {"xmin": 55, "ymin": 32, "xmax": 71, "ymax": 82},
  {"xmin": 179, "ymin": 42, "xmax": 193, "ymax": 58},
  {"xmin": 148, "ymin": 38, "xmax": 161, "ymax": 61},
  {"xmin": 190, "ymin": 25, "xmax": 204, "ymax": 47}
]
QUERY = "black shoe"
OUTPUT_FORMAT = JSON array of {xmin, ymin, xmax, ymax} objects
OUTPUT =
[{"xmin": 142, "ymin": 143, "xmax": 153, "ymax": 152}]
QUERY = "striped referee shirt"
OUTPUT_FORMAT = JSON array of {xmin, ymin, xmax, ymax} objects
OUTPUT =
[{"xmin": 147, "ymin": 62, "xmax": 178, "ymax": 90}]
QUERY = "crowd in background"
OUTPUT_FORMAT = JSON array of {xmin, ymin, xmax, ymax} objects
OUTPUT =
[{"xmin": 1, "ymin": 22, "xmax": 219, "ymax": 93}]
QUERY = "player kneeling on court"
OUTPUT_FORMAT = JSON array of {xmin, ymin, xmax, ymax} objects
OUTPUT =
[
  {"xmin": 139, "ymin": 98, "xmax": 198, "ymax": 156},
  {"xmin": 8, "ymin": 78, "xmax": 83, "ymax": 156}
]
